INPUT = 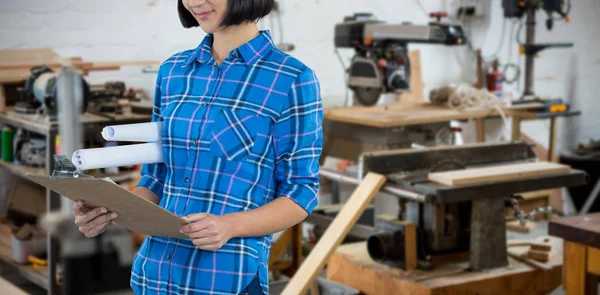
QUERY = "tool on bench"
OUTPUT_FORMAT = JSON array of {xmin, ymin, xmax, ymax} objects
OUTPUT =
[
  {"xmin": 320, "ymin": 142, "xmax": 587, "ymax": 271},
  {"xmin": 502, "ymin": 0, "xmax": 577, "ymax": 119},
  {"xmin": 334, "ymin": 12, "xmax": 467, "ymax": 106},
  {"xmin": 16, "ymin": 65, "xmax": 90, "ymax": 117}
]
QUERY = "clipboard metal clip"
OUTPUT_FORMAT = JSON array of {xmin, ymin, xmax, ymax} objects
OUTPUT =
[{"xmin": 51, "ymin": 155, "xmax": 93, "ymax": 179}]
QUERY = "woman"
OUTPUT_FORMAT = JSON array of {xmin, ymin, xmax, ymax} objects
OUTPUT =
[{"xmin": 72, "ymin": 0, "xmax": 323, "ymax": 294}]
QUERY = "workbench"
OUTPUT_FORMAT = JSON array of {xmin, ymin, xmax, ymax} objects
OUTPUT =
[
  {"xmin": 549, "ymin": 213, "xmax": 600, "ymax": 295},
  {"xmin": 326, "ymin": 221, "xmax": 565, "ymax": 295},
  {"xmin": 0, "ymin": 107, "xmax": 151, "ymax": 294},
  {"xmin": 321, "ymin": 101, "xmax": 574, "ymax": 203}
]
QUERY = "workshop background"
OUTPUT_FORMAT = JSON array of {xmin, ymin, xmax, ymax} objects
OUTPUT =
[
  {"xmin": 1, "ymin": 0, "xmax": 598, "ymax": 149},
  {"xmin": 0, "ymin": 0, "xmax": 599, "ymax": 294}
]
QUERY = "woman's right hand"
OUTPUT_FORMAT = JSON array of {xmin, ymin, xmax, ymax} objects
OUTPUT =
[{"xmin": 73, "ymin": 200, "xmax": 119, "ymax": 237}]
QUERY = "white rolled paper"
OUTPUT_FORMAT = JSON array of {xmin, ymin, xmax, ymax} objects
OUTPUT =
[
  {"xmin": 72, "ymin": 142, "xmax": 164, "ymax": 171},
  {"xmin": 101, "ymin": 122, "xmax": 162, "ymax": 142}
]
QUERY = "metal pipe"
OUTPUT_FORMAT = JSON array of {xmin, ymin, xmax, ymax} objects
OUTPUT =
[
  {"xmin": 319, "ymin": 168, "xmax": 430, "ymax": 202},
  {"xmin": 56, "ymin": 67, "xmax": 84, "ymax": 215},
  {"xmin": 524, "ymin": 7, "xmax": 536, "ymax": 96}
]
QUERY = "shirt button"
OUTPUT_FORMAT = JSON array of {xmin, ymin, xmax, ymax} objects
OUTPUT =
[
  {"xmin": 231, "ymin": 51, "xmax": 237, "ymax": 57},
  {"xmin": 191, "ymin": 140, "xmax": 196, "ymax": 145},
  {"xmin": 184, "ymin": 178, "xmax": 190, "ymax": 183},
  {"xmin": 166, "ymin": 254, "xmax": 171, "ymax": 260}
]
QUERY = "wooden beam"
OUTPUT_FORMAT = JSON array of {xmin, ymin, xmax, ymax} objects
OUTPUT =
[
  {"xmin": 476, "ymin": 118, "xmax": 485, "ymax": 143},
  {"xmin": 548, "ymin": 117, "xmax": 558, "ymax": 162},
  {"xmin": 269, "ymin": 228, "xmax": 293, "ymax": 268},
  {"xmin": 588, "ymin": 246, "xmax": 600, "ymax": 276},
  {"xmin": 281, "ymin": 173, "xmax": 386, "ymax": 295},
  {"xmin": 404, "ymin": 222, "xmax": 417, "ymax": 271},
  {"xmin": 564, "ymin": 241, "xmax": 588, "ymax": 295},
  {"xmin": 0, "ymin": 84, "xmax": 5, "ymax": 113},
  {"xmin": 511, "ymin": 117, "xmax": 521, "ymax": 141}
]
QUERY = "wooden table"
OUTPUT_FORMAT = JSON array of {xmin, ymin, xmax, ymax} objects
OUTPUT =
[
  {"xmin": 321, "ymin": 102, "xmax": 549, "ymax": 165},
  {"xmin": 549, "ymin": 213, "xmax": 600, "ymax": 295},
  {"xmin": 326, "ymin": 237, "xmax": 564, "ymax": 295}
]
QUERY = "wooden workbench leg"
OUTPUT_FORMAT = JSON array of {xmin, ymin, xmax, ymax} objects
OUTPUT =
[
  {"xmin": 469, "ymin": 197, "xmax": 508, "ymax": 270},
  {"xmin": 476, "ymin": 118, "xmax": 485, "ymax": 143},
  {"xmin": 291, "ymin": 223, "xmax": 303, "ymax": 273},
  {"xmin": 0, "ymin": 84, "xmax": 6, "ymax": 113},
  {"xmin": 548, "ymin": 117, "xmax": 558, "ymax": 162},
  {"xmin": 511, "ymin": 117, "xmax": 521, "ymax": 142},
  {"xmin": 564, "ymin": 241, "xmax": 598, "ymax": 295}
]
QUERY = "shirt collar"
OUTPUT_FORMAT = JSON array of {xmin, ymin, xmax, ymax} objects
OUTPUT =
[{"xmin": 183, "ymin": 30, "xmax": 275, "ymax": 67}]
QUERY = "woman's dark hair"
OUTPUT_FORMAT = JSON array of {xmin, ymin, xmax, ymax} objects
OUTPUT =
[{"xmin": 178, "ymin": 0, "xmax": 274, "ymax": 28}]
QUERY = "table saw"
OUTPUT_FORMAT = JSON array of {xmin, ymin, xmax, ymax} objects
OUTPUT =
[{"xmin": 319, "ymin": 142, "xmax": 587, "ymax": 271}]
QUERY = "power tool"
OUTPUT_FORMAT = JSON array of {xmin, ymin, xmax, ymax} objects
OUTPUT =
[
  {"xmin": 334, "ymin": 12, "xmax": 467, "ymax": 106},
  {"xmin": 16, "ymin": 65, "xmax": 90, "ymax": 117}
]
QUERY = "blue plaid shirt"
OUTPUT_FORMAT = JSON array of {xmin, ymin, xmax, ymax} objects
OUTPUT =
[{"xmin": 131, "ymin": 30, "xmax": 322, "ymax": 294}]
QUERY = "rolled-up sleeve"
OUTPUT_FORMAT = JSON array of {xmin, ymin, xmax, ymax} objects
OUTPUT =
[
  {"xmin": 273, "ymin": 68, "xmax": 323, "ymax": 214},
  {"xmin": 136, "ymin": 71, "xmax": 167, "ymax": 199}
]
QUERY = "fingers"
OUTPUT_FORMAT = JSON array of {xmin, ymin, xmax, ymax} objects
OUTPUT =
[
  {"xmin": 75, "ymin": 207, "xmax": 108, "ymax": 225},
  {"xmin": 72, "ymin": 201, "xmax": 89, "ymax": 216},
  {"xmin": 77, "ymin": 212, "xmax": 118, "ymax": 234},
  {"xmin": 185, "ymin": 227, "xmax": 218, "ymax": 239},
  {"xmin": 181, "ymin": 218, "xmax": 212, "ymax": 234},
  {"xmin": 83, "ymin": 220, "xmax": 111, "ymax": 237},
  {"xmin": 191, "ymin": 235, "xmax": 220, "ymax": 246},
  {"xmin": 183, "ymin": 213, "xmax": 209, "ymax": 223}
]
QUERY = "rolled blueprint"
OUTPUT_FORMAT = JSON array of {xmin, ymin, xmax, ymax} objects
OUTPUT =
[
  {"xmin": 101, "ymin": 122, "xmax": 162, "ymax": 142},
  {"xmin": 72, "ymin": 142, "xmax": 164, "ymax": 171}
]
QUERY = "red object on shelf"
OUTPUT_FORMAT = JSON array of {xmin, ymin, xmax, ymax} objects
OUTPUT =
[{"xmin": 487, "ymin": 59, "xmax": 503, "ymax": 98}]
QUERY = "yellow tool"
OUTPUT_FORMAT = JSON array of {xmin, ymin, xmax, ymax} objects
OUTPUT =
[{"xmin": 28, "ymin": 255, "xmax": 47, "ymax": 269}]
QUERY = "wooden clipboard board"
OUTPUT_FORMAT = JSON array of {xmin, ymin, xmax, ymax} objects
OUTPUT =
[{"xmin": 26, "ymin": 174, "xmax": 188, "ymax": 239}]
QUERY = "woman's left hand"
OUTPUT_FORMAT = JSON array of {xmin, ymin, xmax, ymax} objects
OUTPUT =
[{"xmin": 180, "ymin": 213, "xmax": 235, "ymax": 250}]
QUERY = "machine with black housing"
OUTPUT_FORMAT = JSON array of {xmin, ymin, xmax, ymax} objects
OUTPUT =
[
  {"xmin": 16, "ymin": 65, "xmax": 90, "ymax": 117},
  {"xmin": 334, "ymin": 12, "xmax": 467, "ymax": 106}
]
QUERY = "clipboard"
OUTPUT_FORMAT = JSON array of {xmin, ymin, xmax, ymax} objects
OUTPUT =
[{"xmin": 26, "ymin": 174, "xmax": 188, "ymax": 239}]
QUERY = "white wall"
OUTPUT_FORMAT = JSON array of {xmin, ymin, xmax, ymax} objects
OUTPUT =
[{"xmin": 1, "ymin": 0, "xmax": 598, "ymax": 150}]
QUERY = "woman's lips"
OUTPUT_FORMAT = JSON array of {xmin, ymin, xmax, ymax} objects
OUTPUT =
[{"xmin": 196, "ymin": 11, "xmax": 212, "ymax": 20}]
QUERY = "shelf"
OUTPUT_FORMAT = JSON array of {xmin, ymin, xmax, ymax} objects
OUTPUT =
[
  {"xmin": 0, "ymin": 161, "xmax": 44, "ymax": 178},
  {"xmin": 0, "ymin": 252, "xmax": 49, "ymax": 290}
]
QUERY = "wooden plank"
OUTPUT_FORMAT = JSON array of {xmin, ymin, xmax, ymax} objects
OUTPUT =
[
  {"xmin": 564, "ymin": 241, "xmax": 587, "ymax": 295},
  {"xmin": 549, "ymin": 213, "xmax": 600, "ymax": 249},
  {"xmin": 0, "ymin": 84, "xmax": 5, "ymax": 112},
  {"xmin": 587, "ymin": 246, "xmax": 600, "ymax": 275},
  {"xmin": 281, "ymin": 173, "xmax": 386, "ymax": 295},
  {"xmin": 427, "ymin": 162, "xmax": 571, "ymax": 186},
  {"xmin": 327, "ymin": 241, "xmax": 562, "ymax": 295},
  {"xmin": 527, "ymin": 249, "xmax": 549, "ymax": 262},
  {"xmin": 404, "ymin": 222, "xmax": 417, "ymax": 271},
  {"xmin": 506, "ymin": 220, "xmax": 536, "ymax": 233},
  {"xmin": 476, "ymin": 118, "xmax": 485, "ymax": 143},
  {"xmin": 511, "ymin": 117, "xmax": 521, "ymax": 141},
  {"xmin": 397, "ymin": 50, "xmax": 423, "ymax": 102},
  {"xmin": 530, "ymin": 242, "xmax": 552, "ymax": 252}
]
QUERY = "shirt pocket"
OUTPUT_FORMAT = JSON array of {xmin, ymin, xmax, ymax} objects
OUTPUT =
[{"xmin": 209, "ymin": 108, "xmax": 263, "ymax": 162}]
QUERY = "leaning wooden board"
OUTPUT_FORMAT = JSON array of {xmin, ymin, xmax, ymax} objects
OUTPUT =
[
  {"xmin": 427, "ymin": 162, "xmax": 571, "ymax": 186},
  {"xmin": 281, "ymin": 173, "xmax": 386, "ymax": 295},
  {"xmin": 26, "ymin": 174, "xmax": 188, "ymax": 238}
]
